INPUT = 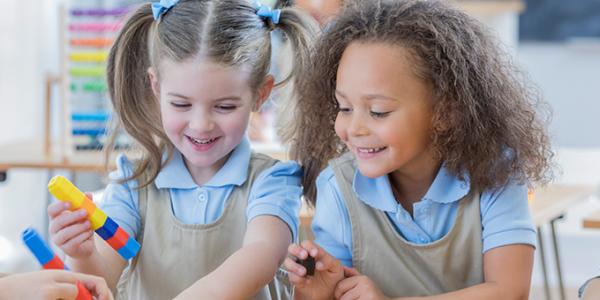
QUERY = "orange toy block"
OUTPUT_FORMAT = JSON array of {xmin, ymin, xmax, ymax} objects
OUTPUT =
[
  {"xmin": 80, "ymin": 197, "xmax": 97, "ymax": 216},
  {"xmin": 89, "ymin": 208, "xmax": 108, "ymax": 231},
  {"xmin": 48, "ymin": 176, "xmax": 108, "ymax": 230}
]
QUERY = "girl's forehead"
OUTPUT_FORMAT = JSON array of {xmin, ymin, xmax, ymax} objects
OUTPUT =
[
  {"xmin": 159, "ymin": 57, "xmax": 250, "ymax": 75},
  {"xmin": 157, "ymin": 59, "xmax": 254, "ymax": 97}
]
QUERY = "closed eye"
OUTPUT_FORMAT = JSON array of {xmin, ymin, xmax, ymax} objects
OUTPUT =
[
  {"xmin": 215, "ymin": 105, "xmax": 237, "ymax": 112},
  {"xmin": 370, "ymin": 111, "xmax": 391, "ymax": 118},
  {"xmin": 170, "ymin": 102, "xmax": 190, "ymax": 108}
]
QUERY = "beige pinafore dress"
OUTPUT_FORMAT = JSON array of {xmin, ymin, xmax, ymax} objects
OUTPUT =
[
  {"xmin": 329, "ymin": 153, "xmax": 484, "ymax": 297},
  {"xmin": 117, "ymin": 153, "xmax": 291, "ymax": 300}
]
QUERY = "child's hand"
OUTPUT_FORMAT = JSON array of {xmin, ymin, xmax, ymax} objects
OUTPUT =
[
  {"xmin": 0, "ymin": 270, "xmax": 114, "ymax": 300},
  {"xmin": 284, "ymin": 240, "xmax": 344, "ymax": 300},
  {"xmin": 334, "ymin": 267, "xmax": 390, "ymax": 300},
  {"xmin": 48, "ymin": 193, "xmax": 96, "ymax": 259}
]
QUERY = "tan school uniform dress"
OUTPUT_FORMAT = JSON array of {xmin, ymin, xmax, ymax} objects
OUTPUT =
[
  {"xmin": 329, "ymin": 152, "xmax": 484, "ymax": 297},
  {"xmin": 117, "ymin": 153, "xmax": 291, "ymax": 300}
]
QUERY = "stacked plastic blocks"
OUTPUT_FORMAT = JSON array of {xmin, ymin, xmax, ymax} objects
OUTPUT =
[
  {"xmin": 47, "ymin": 175, "xmax": 140, "ymax": 260},
  {"xmin": 22, "ymin": 227, "xmax": 92, "ymax": 300}
]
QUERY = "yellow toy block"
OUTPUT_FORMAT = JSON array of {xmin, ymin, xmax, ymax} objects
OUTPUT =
[
  {"xmin": 89, "ymin": 208, "xmax": 108, "ymax": 231},
  {"xmin": 48, "ymin": 176, "xmax": 87, "ymax": 208},
  {"xmin": 48, "ymin": 176, "xmax": 109, "ymax": 230}
]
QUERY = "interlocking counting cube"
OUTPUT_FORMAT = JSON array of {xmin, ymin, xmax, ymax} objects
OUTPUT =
[
  {"xmin": 48, "ymin": 176, "xmax": 140, "ymax": 260},
  {"xmin": 22, "ymin": 227, "xmax": 92, "ymax": 300}
]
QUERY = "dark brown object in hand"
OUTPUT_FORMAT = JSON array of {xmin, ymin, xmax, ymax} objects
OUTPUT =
[{"xmin": 297, "ymin": 256, "xmax": 315, "ymax": 276}]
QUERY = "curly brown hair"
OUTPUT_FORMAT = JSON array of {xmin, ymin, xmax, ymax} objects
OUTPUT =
[{"xmin": 286, "ymin": 0, "xmax": 553, "ymax": 204}]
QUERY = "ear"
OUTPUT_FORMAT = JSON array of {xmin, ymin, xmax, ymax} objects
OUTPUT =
[
  {"xmin": 148, "ymin": 67, "xmax": 160, "ymax": 99},
  {"xmin": 253, "ymin": 75, "xmax": 275, "ymax": 112}
]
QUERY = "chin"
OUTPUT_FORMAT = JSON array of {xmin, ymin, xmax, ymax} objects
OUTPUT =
[{"xmin": 357, "ymin": 164, "xmax": 387, "ymax": 179}]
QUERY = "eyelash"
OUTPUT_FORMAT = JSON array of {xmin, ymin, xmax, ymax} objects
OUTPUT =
[
  {"xmin": 170, "ymin": 103, "xmax": 237, "ymax": 111},
  {"xmin": 338, "ymin": 107, "xmax": 390, "ymax": 118},
  {"xmin": 370, "ymin": 111, "xmax": 390, "ymax": 118},
  {"xmin": 171, "ymin": 102, "xmax": 190, "ymax": 108}
]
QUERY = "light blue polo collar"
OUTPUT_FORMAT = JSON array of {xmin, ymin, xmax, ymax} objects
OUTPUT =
[
  {"xmin": 352, "ymin": 164, "xmax": 470, "ymax": 212},
  {"xmin": 155, "ymin": 137, "xmax": 251, "ymax": 189}
]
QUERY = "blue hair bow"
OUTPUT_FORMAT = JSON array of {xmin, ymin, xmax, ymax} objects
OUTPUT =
[
  {"xmin": 152, "ymin": 0, "xmax": 179, "ymax": 21},
  {"xmin": 253, "ymin": 0, "xmax": 281, "ymax": 24}
]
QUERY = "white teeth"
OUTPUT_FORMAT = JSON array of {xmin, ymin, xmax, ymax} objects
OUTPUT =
[
  {"xmin": 190, "ymin": 137, "xmax": 216, "ymax": 145},
  {"xmin": 357, "ymin": 147, "xmax": 386, "ymax": 153}
]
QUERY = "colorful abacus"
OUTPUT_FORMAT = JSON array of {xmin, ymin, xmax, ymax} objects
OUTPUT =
[
  {"xmin": 22, "ymin": 227, "xmax": 92, "ymax": 300},
  {"xmin": 47, "ymin": 175, "xmax": 140, "ymax": 260},
  {"xmin": 65, "ymin": 4, "xmax": 133, "ymax": 152}
]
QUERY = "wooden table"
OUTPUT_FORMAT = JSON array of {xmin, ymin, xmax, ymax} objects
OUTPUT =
[
  {"xmin": 0, "ymin": 140, "xmax": 118, "ymax": 241},
  {"xmin": 0, "ymin": 140, "xmax": 288, "ymax": 178},
  {"xmin": 0, "ymin": 140, "xmax": 112, "ymax": 174},
  {"xmin": 530, "ymin": 185, "xmax": 596, "ymax": 227},
  {"xmin": 529, "ymin": 184, "xmax": 597, "ymax": 300},
  {"xmin": 583, "ymin": 210, "xmax": 600, "ymax": 229}
]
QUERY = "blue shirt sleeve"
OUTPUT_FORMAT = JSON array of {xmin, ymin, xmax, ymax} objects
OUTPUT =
[
  {"xmin": 99, "ymin": 154, "xmax": 141, "ymax": 239},
  {"xmin": 311, "ymin": 167, "xmax": 354, "ymax": 267},
  {"xmin": 480, "ymin": 180, "xmax": 537, "ymax": 252},
  {"xmin": 246, "ymin": 160, "xmax": 303, "ymax": 242}
]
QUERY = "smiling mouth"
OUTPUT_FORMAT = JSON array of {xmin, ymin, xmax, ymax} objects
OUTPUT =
[
  {"xmin": 356, "ymin": 146, "xmax": 387, "ymax": 154},
  {"xmin": 187, "ymin": 136, "xmax": 219, "ymax": 145}
]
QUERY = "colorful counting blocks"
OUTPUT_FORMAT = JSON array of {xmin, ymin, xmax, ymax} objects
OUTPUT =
[
  {"xmin": 22, "ymin": 227, "xmax": 66, "ymax": 269},
  {"xmin": 47, "ymin": 175, "xmax": 140, "ymax": 260},
  {"xmin": 22, "ymin": 227, "xmax": 92, "ymax": 300}
]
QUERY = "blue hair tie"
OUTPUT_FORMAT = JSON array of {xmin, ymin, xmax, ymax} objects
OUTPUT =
[
  {"xmin": 152, "ymin": 0, "xmax": 179, "ymax": 21},
  {"xmin": 253, "ymin": 0, "xmax": 281, "ymax": 24}
]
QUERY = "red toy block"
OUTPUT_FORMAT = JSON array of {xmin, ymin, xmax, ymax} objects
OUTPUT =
[
  {"xmin": 43, "ymin": 255, "xmax": 66, "ymax": 270},
  {"xmin": 76, "ymin": 281, "xmax": 92, "ymax": 300},
  {"xmin": 106, "ymin": 227, "xmax": 128, "ymax": 250}
]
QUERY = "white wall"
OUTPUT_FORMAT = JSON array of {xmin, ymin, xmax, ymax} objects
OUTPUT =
[
  {"xmin": 0, "ymin": 0, "xmax": 61, "ymax": 143},
  {"xmin": 0, "ymin": 0, "xmax": 61, "ymax": 272},
  {"xmin": 518, "ymin": 42, "xmax": 600, "ymax": 149}
]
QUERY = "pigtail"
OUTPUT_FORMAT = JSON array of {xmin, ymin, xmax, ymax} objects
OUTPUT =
[
  {"xmin": 105, "ymin": 3, "xmax": 171, "ymax": 188},
  {"xmin": 269, "ymin": 7, "xmax": 319, "ymax": 176}
]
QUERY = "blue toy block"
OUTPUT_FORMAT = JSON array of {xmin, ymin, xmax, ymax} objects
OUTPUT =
[
  {"xmin": 22, "ymin": 228, "xmax": 54, "ymax": 265},
  {"xmin": 117, "ymin": 237, "xmax": 140, "ymax": 260},
  {"xmin": 95, "ymin": 217, "xmax": 119, "ymax": 240}
]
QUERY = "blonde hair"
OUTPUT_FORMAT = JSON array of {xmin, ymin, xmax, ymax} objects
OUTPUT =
[
  {"xmin": 105, "ymin": 0, "xmax": 317, "ymax": 187},
  {"xmin": 290, "ymin": 0, "xmax": 553, "ymax": 204}
]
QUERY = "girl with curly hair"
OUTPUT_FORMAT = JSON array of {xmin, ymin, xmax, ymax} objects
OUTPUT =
[{"xmin": 284, "ymin": 0, "xmax": 552, "ymax": 299}]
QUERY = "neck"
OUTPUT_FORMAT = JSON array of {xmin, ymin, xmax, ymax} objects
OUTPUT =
[
  {"xmin": 389, "ymin": 155, "xmax": 441, "ymax": 215},
  {"xmin": 184, "ymin": 153, "xmax": 231, "ymax": 186}
]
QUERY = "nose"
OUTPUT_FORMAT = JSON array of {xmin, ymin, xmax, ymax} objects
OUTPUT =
[
  {"xmin": 189, "ymin": 111, "xmax": 215, "ymax": 133},
  {"xmin": 347, "ymin": 113, "xmax": 368, "ymax": 137}
]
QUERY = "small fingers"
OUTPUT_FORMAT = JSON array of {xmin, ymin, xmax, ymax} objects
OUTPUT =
[
  {"xmin": 47, "ymin": 201, "xmax": 70, "ymax": 219},
  {"xmin": 49, "ymin": 209, "xmax": 88, "ymax": 235}
]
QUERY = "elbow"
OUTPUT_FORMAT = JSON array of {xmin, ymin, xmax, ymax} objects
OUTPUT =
[
  {"xmin": 487, "ymin": 281, "xmax": 530, "ymax": 300},
  {"xmin": 500, "ymin": 286, "xmax": 530, "ymax": 300}
]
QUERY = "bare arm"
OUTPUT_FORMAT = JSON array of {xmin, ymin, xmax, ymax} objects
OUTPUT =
[
  {"xmin": 175, "ymin": 215, "xmax": 292, "ymax": 299},
  {"xmin": 67, "ymin": 235, "xmax": 128, "ymax": 291},
  {"xmin": 395, "ymin": 244, "xmax": 534, "ymax": 300}
]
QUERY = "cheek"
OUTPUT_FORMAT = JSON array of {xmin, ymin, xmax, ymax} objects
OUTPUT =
[
  {"xmin": 334, "ymin": 114, "xmax": 347, "ymax": 140},
  {"xmin": 160, "ymin": 109, "xmax": 183, "ymax": 133},
  {"xmin": 220, "ymin": 112, "xmax": 251, "ymax": 135}
]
